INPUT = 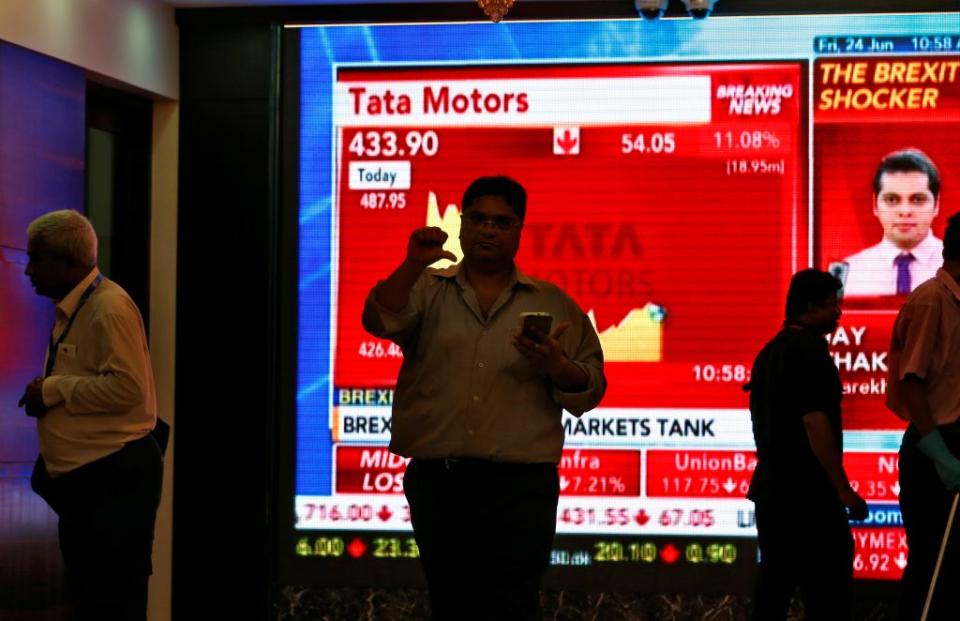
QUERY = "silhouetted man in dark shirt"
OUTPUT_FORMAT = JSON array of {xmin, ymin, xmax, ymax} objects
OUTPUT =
[{"xmin": 747, "ymin": 268, "xmax": 868, "ymax": 620}]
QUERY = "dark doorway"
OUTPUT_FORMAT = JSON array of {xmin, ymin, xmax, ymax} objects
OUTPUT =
[{"xmin": 85, "ymin": 82, "xmax": 152, "ymax": 325}]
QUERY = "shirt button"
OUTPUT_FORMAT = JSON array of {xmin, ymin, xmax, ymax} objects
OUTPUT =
[
  {"xmin": 478, "ymin": 362, "xmax": 485, "ymax": 368},
  {"xmin": 467, "ymin": 429, "xmax": 474, "ymax": 436},
  {"xmin": 472, "ymin": 395, "xmax": 480, "ymax": 402}
]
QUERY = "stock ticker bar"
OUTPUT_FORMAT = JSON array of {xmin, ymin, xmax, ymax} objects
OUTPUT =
[
  {"xmin": 293, "ymin": 444, "xmax": 908, "ymax": 575},
  {"xmin": 292, "ymin": 531, "xmax": 752, "ymax": 574},
  {"xmin": 324, "ymin": 446, "xmax": 902, "ymax": 504}
]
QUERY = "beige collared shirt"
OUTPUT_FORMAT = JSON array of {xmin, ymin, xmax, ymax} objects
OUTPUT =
[
  {"xmin": 362, "ymin": 264, "xmax": 606, "ymax": 463},
  {"xmin": 887, "ymin": 268, "xmax": 960, "ymax": 426},
  {"xmin": 39, "ymin": 268, "xmax": 156, "ymax": 476}
]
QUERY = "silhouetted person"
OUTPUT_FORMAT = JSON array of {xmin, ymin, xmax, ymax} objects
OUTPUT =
[
  {"xmin": 841, "ymin": 149, "xmax": 943, "ymax": 297},
  {"xmin": 362, "ymin": 176, "xmax": 606, "ymax": 621},
  {"xmin": 747, "ymin": 268, "xmax": 868, "ymax": 620},
  {"xmin": 887, "ymin": 211, "xmax": 960, "ymax": 620},
  {"xmin": 19, "ymin": 210, "xmax": 162, "ymax": 621}
]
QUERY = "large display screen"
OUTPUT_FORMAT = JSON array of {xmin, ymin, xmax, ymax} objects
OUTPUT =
[{"xmin": 287, "ymin": 13, "xmax": 959, "ymax": 588}]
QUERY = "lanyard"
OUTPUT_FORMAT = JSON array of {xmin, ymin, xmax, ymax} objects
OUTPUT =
[{"xmin": 45, "ymin": 273, "xmax": 104, "ymax": 377}]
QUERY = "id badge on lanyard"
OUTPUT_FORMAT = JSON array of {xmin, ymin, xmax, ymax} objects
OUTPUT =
[{"xmin": 44, "ymin": 273, "xmax": 103, "ymax": 377}]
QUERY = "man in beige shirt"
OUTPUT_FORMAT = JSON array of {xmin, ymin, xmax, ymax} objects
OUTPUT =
[
  {"xmin": 18, "ymin": 210, "xmax": 162, "ymax": 621},
  {"xmin": 887, "ymin": 211, "xmax": 960, "ymax": 620},
  {"xmin": 363, "ymin": 176, "xmax": 605, "ymax": 621}
]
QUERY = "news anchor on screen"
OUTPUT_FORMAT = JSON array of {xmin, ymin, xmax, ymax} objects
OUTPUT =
[
  {"xmin": 838, "ymin": 149, "xmax": 943, "ymax": 297},
  {"xmin": 362, "ymin": 176, "xmax": 605, "ymax": 621}
]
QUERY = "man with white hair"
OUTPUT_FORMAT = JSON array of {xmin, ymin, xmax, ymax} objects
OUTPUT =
[{"xmin": 18, "ymin": 209, "xmax": 162, "ymax": 621}]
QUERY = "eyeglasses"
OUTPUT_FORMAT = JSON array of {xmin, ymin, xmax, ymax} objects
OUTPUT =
[{"xmin": 461, "ymin": 211, "xmax": 522, "ymax": 231}]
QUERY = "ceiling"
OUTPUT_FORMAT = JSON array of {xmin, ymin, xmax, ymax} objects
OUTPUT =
[
  {"xmin": 161, "ymin": 0, "xmax": 956, "ymax": 10},
  {"xmin": 166, "ymin": 0, "xmax": 335, "ymax": 5},
  {"xmin": 165, "ymin": 0, "xmax": 472, "ymax": 5}
]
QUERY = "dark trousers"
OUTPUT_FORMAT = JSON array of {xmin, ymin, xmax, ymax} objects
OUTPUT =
[
  {"xmin": 403, "ymin": 458, "xmax": 559, "ymax": 621},
  {"xmin": 31, "ymin": 435, "xmax": 163, "ymax": 621},
  {"xmin": 752, "ymin": 495, "xmax": 853, "ymax": 620},
  {"xmin": 898, "ymin": 423, "xmax": 960, "ymax": 621}
]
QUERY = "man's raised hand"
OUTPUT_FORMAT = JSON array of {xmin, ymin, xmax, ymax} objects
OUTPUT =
[{"xmin": 407, "ymin": 226, "xmax": 457, "ymax": 268}]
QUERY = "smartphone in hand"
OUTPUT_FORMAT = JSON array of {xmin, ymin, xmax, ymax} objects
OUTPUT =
[
  {"xmin": 828, "ymin": 260, "xmax": 849, "ymax": 298},
  {"xmin": 519, "ymin": 312, "xmax": 553, "ymax": 343}
]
